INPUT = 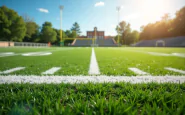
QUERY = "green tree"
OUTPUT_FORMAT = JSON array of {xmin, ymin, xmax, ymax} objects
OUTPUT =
[
  {"xmin": 53, "ymin": 28, "xmax": 67, "ymax": 44},
  {"xmin": 139, "ymin": 6, "xmax": 185, "ymax": 41},
  {"xmin": 71, "ymin": 22, "xmax": 81, "ymax": 36},
  {"xmin": 65, "ymin": 30, "xmax": 71, "ymax": 38},
  {"xmin": 40, "ymin": 22, "xmax": 57, "ymax": 43},
  {"xmin": 65, "ymin": 30, "xmax": 77, "ymax": 38},
  {"xmin": 116, "ymin": 21, "xmax": 131, "ymax": 44},
  {"xmin": 172, "ymin": 6, "xmax": 185, "ymax": 36},
  {"xmin": 0, "ymin": 6, "xmax": 26, "ymax": 41},
  {"xmin": 139, "ymin": 17, "xmax": 173, "ymax": 41},
  {"xmin": 22, "ymin": 14, "xmax": 39, "ymax": 42},
  {"xmin": 126, "ymin": 30, "xmax": 140, "ymax": 45},
  {"xmin": 71, "ymin": 31, "xmax": 77, "ymax": 38}
]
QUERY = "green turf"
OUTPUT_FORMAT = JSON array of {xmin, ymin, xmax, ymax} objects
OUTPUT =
[
  {"xmin": 1, "ymin": 47, "xmax": 185, "ymax": 115},
  {"xmin": 0, "ymin": 82, "xmax": 185, "ymax": 115},
  {"xmin": 0, "ymin": 47, "xmax": 91, "ymax": 75},
  {"xmin": 95, "ymin": 47, "xmax": 185, "ymax": 76},
  {"xmin": 0, "ymin": 47, "xmax": 56, "ymax": 53},
  {"xmin": 0, "ymin": 47, "xmax": 185, "ymax": 76}
]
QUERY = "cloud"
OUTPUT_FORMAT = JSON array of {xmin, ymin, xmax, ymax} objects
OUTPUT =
[
  {"xmin": 37, "ymin": 8, "xmax": 49, "ymax": 13},
  {"xmin": 95, "ymin": 1, "xmax": 105, "ymax": 7}
]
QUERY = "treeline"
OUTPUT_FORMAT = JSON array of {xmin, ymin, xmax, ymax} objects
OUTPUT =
[
  {"xmin": 116, "ymin": 6, "xmax": 185, "ymax": 45},
  {"xmin": 140, "ymin": 6, "xmax": 185, "ymax": 40},
  {"xmin": 0, "ymin": 6, "xmax": 81, "ymax": 44},
  {"xmin": 115, "ymin": 21, "xmax": 139, "ymax": 45}
]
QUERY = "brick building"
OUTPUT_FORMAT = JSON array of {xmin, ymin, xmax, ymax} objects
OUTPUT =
[{"xmin": 87, "ymin": 27, "xmax": 104, "ymax": 39}]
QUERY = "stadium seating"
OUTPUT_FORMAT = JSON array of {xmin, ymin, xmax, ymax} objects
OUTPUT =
[
  {"xmin": 73, "ymin": 39, "xmax": 92, "ymax": 46},
  {"xmin": 72, "ymin": 38, "xmax": 118, "ymax": 47},
  {"xmin": 96, "ymin": 39, "xmax": 118, "ymax": 47},
  {"xmin": 132, "ymin": 36, "xmax": 185, "ymax": 47}
]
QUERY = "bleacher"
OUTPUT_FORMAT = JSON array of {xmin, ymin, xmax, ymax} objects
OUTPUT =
[
  {"xmin": 132, "ymin": 36, "xmax": 185, "ymax": 47},
  {"xmin": 73, "ymin": 39, "xmax": 92, "ymax": 46},
  {"xmin": 72, "ymin": 38, "xmax": 118, "ymax": 47},
  {"xmin": 96, "ymin": 39, "xmax": 118, "ymax": 47}
]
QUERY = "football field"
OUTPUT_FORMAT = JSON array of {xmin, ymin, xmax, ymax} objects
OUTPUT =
[
  {"xmin": 1, "ymin": 47, "xmax": 185, "ymax": 114},
  {"xmin": 0, "ymin": 47, "xmax": 185, "ymax": 77}
]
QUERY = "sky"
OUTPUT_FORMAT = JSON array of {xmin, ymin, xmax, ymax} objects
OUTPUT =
[{"xmin": 1, "ymin": 0, "xmax": 185, "ymax": 36}]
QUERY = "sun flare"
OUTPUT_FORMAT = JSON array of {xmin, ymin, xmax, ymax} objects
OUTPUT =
[{"xmin": 140, "ymin": 0, "xmax": 167, "ymax": 23}]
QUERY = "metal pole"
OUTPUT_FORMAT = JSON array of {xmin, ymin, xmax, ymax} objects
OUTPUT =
[
  {"xmin": 59, "ymin": 6, "xmax": 64, "ymax": 46},
  {"xmin": 116, "ymin": 7, "xmax": 120, "ymax": 46}
]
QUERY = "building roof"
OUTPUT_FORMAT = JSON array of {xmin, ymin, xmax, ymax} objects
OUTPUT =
[{"xmin": 87, "ymin": 31, "xmax": 104, "ymax": 32}]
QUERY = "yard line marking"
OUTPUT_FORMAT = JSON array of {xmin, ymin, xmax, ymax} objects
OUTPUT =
[
  {"xmin": 165, "ymin": 67, "xmax": 185, "ymax": 74},
  {"xmin": 129, "ymin": 68, "xmax": 148, "ymax": 75},
  {"xmin": 88, "ymin": 48, "xmax": 100, "ymax": 75},
  {"xmin": 0, "ymin": 75, "xmax": 185, "ymax": 84},
  {"xmin": 0, "ymin": 49, "xmax": 69, "ymax": 58},
  {"xmin": 0, "ymin": 67, "xmax": 25, "ymax": 74},
  {"xmin": 42, "ymin": 67, "xmax": 61, "ymax": 74}
]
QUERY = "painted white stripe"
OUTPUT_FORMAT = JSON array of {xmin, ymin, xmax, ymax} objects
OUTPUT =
[
  {"xmin": 129, "ymin": 68, "xmax": 148, "ymax": 75},
  {"xmin": 0, "ymin": 67, "xmax": 25, "ymax": 74},
  {"xmin": 42, "ymin": 67, "xmax": 61, "ymax": 74},
  {"xmin": 165, "ymin": 67, "xmax": 185, "ymax": 74},
  {"xmin": 88, "ymin": 48, "xmax": 100, "ymax": 75},
  {"xmin": 0, "ymin": 75, "xmax": 185, "ymax": 84},
  {"xmin": 0, "ymin": 49, "xmax": 73, "ymax": 58}
]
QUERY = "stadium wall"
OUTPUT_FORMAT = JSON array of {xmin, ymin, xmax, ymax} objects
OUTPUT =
[
  {"xmin": 0, "ymin": 41, "xmax": 14, "ymax": 47},
  {"xmin": 0, "ymin": 41, "xmax": 48, "ymax": 47},
  {"xmin": 132, "ymin": 36, "xmax": 185, "ymax": 47}
]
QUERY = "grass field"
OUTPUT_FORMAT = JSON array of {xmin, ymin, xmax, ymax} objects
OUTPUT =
[
  {"xmin": 1, "ymin": 82, "xmax": 185, "ymax": 115},
  {"xmin": 0, "ymin": 47, "xmax": 185, "ymax": 76},
  {"xmin": 0, "ymin": 47, "xmax": 185, "ymax": 114}
]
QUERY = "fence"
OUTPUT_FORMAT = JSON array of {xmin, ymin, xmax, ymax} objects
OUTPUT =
[{"xmin": 0, "ymin": 41, "xmax": 48, "ymax": 47}]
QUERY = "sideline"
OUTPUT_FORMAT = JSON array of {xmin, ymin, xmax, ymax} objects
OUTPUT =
[
  {"xmin": 88, "ymin": 48, "xmax": 100, "ymax": 75},
  {"xmin": 0, "ymin": 75, "xmax": 185, "ymax": 84}
]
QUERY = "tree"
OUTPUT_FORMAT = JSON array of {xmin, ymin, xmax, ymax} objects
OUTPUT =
[
  {"xmin": 65, "ymin": 30, "xmax": 77, "ymax": 38},
  {"xmin": 172, "ymin": 6, "xmax": 185, "ymax": 36},
  {"xmin": 116, "ymin": 21, "xmax": 131, "ymax": 44},
  {"xmin": 0, "ymin": 6, "xmax": 26, "ymax": 41},
  {"xmin": 40, "ymin": 22, "xmax": 57, "ymax": 43},
  {"xmin": 22, "ymin": 14, "xmax": 39, "ymax": 42},
  {"xmin": 126, "ymin": 30, "xmax": 139, "ymax": 45},
  {"xmin": 71, "ymin": 22, "xmax": 81, "ymax": 36},
  {"xmin": 139, "ymin": 6, "xmax": 185, "ymax": 41},
  {"xmin": 71, "ymin": 31, "xmax": 77, "ymax": 38},
  {"xmin": 161, "ymin": 13, "xmax": 170, "ymax": 22},
  {"xmin": 65, "ymin": 30, "xmax": 71, "ymax": 38},
  {"xmin": 53, "ymin": 28, "xmax": 67, "ymax": 44}
]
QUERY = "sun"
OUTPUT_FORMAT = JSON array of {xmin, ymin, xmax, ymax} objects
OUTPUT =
[{"xmin": 140, "ymin": 0, "xmax": 167, "ymax": 23}]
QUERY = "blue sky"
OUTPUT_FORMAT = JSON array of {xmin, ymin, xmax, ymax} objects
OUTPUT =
[{"xmin": 1, "ymin": 0, "xmax": 185, "ymax": 36}]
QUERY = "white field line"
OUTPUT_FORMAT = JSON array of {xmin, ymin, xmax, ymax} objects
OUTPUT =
[
  {"xmin": 165, "ymin": 67, "xmax": 185, "ymax": 74},
  {"xmin": 112, "ymin": 48, "xmax": 185, "ymax": 58},
  {"xmin": 0, "ymin": 48, "xmax": 73, "ymax": 58},
  {"xmin": 0, "ymin": 75, "xmax": 185, "ymax": 84},
  {"xmin": 42, "ymin": 67, "xmax": 61, "ymax": 75},
  {"xmin": 0, "ymin": 52, "xmax": 15, "ymax": 57},
  {"xmin": 0, "ymin": 67, "xmax": 25, "ymax": 74},
  {"xmin": 129, "ymin": 68, "xmax": 149, "ymax": 75},
  {"xmin": 88, "ymin": 48, "xmax": 100, "ymax": 75},
  {"xmin": 147, "ymin": 52, "xmax": 171, "ymax": 56},
  {"xmin": 0, "ymin": 54, "xmax": 19, "ymax": 57}
]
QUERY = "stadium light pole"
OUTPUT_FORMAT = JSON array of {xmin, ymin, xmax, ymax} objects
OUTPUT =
[
  {"xmin": 116, "ymin": 6, "xmax": 120, "ymax": 46},
  {"xmin": 59, "ymin": 5, "xmax": 64, "ymax": 46}
]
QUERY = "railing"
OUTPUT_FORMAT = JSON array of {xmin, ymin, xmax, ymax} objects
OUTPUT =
[{"xmin": 0, "ymin": 41, "xmax": 48, "ymax": 47}]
